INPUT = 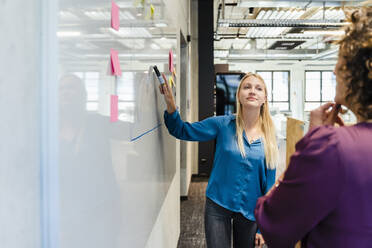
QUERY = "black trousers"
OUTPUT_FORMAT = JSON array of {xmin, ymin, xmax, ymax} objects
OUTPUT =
[{"xmin": 204, "ymin": 197, "xmax": 257, "ymax": 248}]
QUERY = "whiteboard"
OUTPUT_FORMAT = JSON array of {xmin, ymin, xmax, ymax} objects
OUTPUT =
[{"xmin": 57, "ymin": 0, "xmax": 177, "ymax": 247}]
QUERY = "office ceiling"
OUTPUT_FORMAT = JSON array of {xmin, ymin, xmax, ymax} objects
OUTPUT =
[{"xmin": 214, "ymin": 0, "xmax": 368, "ymax": 61}]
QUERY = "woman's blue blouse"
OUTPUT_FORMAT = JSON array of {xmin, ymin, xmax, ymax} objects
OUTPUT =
[{"xmin": 164, "ymin": 110, "xmax": 276, "ymax": 221}]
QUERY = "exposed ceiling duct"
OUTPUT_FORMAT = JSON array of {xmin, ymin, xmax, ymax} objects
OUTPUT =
[
  {"xmin": 218, "ymin": 19, "xmax": 348, "ymax": 28},
  {"xmin": 238, "ymin": 0, "xmax": 366, "ymax": 8},
  {"xmin": 214, "ymin": 48, "xmax": 333, "ymax": 60}
]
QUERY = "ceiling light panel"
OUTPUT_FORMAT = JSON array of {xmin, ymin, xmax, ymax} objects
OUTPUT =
[
  {"xmin": 256, "ymin": 10, "xmax": 266, "ymax": 19},
  {"xmin": 107, "ymin": 27, "xmax": 152, "ymax": 38},
  {"xmin": 268, "ymin": 10, "xmax": 279, "ymax": 19},
  {"xmin": 263, "ymin": 10, "xmax": 272, "ymax": 19},
  {"xmin": 276, "ymin": 10, "xmax": 305, "ymax": 37},
  {"xmin": 84, "ymin": 10, "xmax": 108, "ymax": 20},
  {"xmin": 150, "ymin": 43, "xmax": 160, "ymax": 49},
  {"xmin": 245, "ymin": 10, "xmax": 306, "ymax": 38},
  {"xmin": 60, "ymin": 11, "xmax": 80, "ymax": 21},
  {"xmin": 75, "ymin": 41, "xmax": 98, "ymax": 50},
  {"xmin": 153, "ymin": 38, "xmax": 176, "ymax": 49},
  {"xmin": 119, "ymin": 39, "xmax": 145, "ymax": 49},
  {"xmin": 57, "ymin": 31, "xmax": 82, "ymax": 37},
  {"xmin": 311, "ymin": 9, "xmax": 345, "ymax": 20}
]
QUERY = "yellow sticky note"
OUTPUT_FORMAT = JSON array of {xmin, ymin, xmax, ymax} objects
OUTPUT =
[
  {"xmin": 150, "ymin": 4, "xmax": 155, "ymax": 19},
  {"xmin": 168, "ymin": 76, "xmax": 174, "ymax": 88},
  {"xmin": 172, "ymin": 68, "xmax": 177, "ymax": 78}
]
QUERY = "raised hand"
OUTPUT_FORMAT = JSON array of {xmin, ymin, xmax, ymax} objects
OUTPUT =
[
  {"xmin": 309, "ymin": 103, "xmax": 345, "ymax": 131},
  {"xmin": 158, "ymin": 73, "xmax": 177, "ymax": 114}
]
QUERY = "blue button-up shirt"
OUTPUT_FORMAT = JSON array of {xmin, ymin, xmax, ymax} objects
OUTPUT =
[{"xmin": 164, "ymin": 110, "xmax": 276, "ymax": 221}]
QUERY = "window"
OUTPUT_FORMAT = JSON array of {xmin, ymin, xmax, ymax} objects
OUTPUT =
[
  {"xmin": 117, "ymin": 72, "xmax": 135, "ymax": 123},
  {"xmin": 305, "ymin": 71, "xmax": 336, "ymax": 111},
  {"xmin": 256, "ymin": 71, "xmax": 290, "ymax": 111},
  {"xmin": 74, "ymin": 72, "xmax": 99, "ymax": 111}
]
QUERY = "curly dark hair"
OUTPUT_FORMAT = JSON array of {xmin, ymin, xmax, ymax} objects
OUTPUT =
[{"xmin": 337, "ymin": 7, "xmax": 372, "ymax": 120}]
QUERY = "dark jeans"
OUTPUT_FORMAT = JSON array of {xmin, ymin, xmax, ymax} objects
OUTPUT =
[{"xmin": 205, "ymin": 197, "xmax": 257, "ymax": 248}]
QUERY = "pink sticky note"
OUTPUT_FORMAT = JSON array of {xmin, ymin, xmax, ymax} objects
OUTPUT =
[
  {"xmin": 169, "ymin": 49, "xmax": 174, "ymax": 73},
  {"xmin": 110, "ymin": 95, "xmax": 119, "ymax": 122},
  {"xmin": 110, "ymin": 49, "xmax": 122, "ymax": 76},
  {"xmin": 111, "ymin": 1, "xmax": 120, "ymax": 31}
]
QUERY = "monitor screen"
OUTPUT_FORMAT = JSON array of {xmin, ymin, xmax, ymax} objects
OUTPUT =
[{"xmin": 215, "ymin": 73, "xmax": 244, "ymax": 115}]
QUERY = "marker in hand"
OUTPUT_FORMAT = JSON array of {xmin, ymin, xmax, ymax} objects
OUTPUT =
[
  {"xmin": 153, "ymin": 65, "xmax": 165, "ymax": 85},
  {"xmin": 154, "ymin": 66, "xmax": 176, "ymax": 113}
]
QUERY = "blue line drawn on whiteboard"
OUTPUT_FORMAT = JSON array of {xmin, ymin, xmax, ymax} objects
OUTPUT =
[{"xmin": 130, "ymin": 123, "xmax": 162, "ymax": 142}]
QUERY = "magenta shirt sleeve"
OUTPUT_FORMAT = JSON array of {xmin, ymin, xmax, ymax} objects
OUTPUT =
[{"xmin": 254, "ymin": 126, "xmax": 346, "ymax": 247}]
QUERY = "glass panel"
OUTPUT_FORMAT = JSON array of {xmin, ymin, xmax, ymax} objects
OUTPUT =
[
  {"xmin": 304, "ymin": 102, "xmax": 321, "ymax": 111},
  {"xmin": 85, "ymin": 78, "xmax": 99, "ymax": 101},
  {"xmin": 118, "ymin": 102, "xmax": 135, "ymax": 122},
  {"xmin": 273, "ymin": 71, "xmax": 289, "ymax": 101},
  {"xmin": 86, "ymin": 102, "xmax": 98, "ymax": 111},
  {"xmin": 117, "ymin": 72, "xmax": 135, "ymax": 102},
  {"xmin": 305, "ymin": 72, "xmax": 321, "ymax": 101},
  {"xmin": 74, "ymin": 72, "xmax": 83, "ymax": 78},
  {"xmin": 58, "ymin": 1, "xmax": 177, "ymax": 246},
  {"xmin": 85, "ymin": 71, "xmax": 99, "ymax": 79},
  {"xmin": 322, "ymin": 71, "xmax": 336, "ymax": 102}
]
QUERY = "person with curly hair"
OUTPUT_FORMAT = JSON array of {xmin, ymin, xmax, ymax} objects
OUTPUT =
[{"xmin": 254, "ymin": 7, "xmax": 372, "ymax": 248}]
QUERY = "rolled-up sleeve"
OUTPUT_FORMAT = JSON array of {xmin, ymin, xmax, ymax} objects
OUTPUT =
[
  {"xmin": 164, "ymin": 110, "xmax": 221, "ymax": 141},
  {"xmin": 254, "ymin": 126, "xmax": 345, "ymax": 248}
]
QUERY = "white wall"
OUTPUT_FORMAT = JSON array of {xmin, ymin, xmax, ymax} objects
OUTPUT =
[
  {"xmin": 163, "ymin": 0, "xmax": 189, "ymax": 37},
  {"xmin": 0, "ymin": 0, "xmax": 42, "ymax": 247},
  {"xmin": 171, "ymin": 0, "xmax": 199, "ymax": 196},
  {"xmin": 144, "ymin": 174, "xmax": 180, "ymax": 248}
]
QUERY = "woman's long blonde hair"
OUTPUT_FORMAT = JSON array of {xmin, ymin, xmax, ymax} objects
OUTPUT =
[{"xmin": 235, "ymin": 73, "xmax": 279, "ymax": 169}]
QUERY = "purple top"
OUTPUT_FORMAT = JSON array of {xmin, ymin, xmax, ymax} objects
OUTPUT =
[{"xmin": 255, "ymin": 123, "xmax": 372, "ymax": 248}]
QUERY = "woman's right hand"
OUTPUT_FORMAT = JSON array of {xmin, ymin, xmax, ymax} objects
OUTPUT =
[
  {"xmin": 158, "ymin": 73, "xmax": 177, "ymax": 114},
  {"xmin": 309, "ymin": 102, "xmax": 345, "ymax": 131}
]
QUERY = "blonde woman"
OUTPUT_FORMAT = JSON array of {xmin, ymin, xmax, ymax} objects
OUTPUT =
[{"xmin": 159, "ymin": 72, "xmax": 278, "ymax": 248}]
